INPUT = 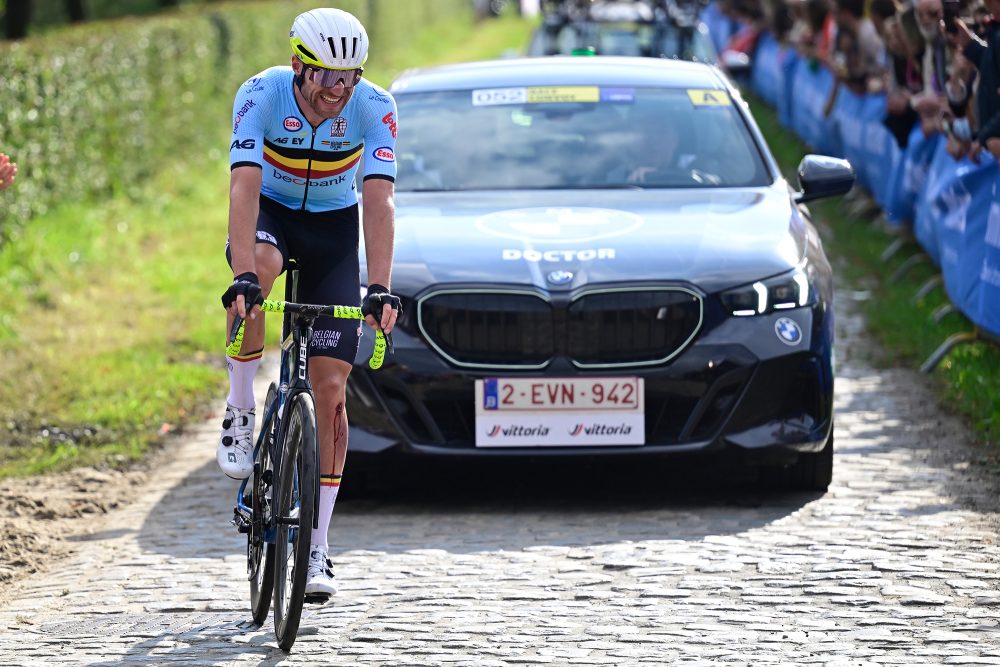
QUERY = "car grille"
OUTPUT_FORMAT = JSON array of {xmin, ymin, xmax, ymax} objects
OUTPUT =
[
  {"xmin": 417, "ymin": 291, "xmax": 554, "ymax": 367},
  {"xmin": 418, "ymin": 287, "xmax": 703, "ymax": 369}
]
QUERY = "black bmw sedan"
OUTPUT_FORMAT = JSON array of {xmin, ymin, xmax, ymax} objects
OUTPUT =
[{"xmin": 348, "ymin": 56, "xmax": 854, "ymax": 491}]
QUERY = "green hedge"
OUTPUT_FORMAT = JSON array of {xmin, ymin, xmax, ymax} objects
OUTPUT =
[{"xmin": 0, "ymin": 0, "xmax": 469, "ymax": 240}]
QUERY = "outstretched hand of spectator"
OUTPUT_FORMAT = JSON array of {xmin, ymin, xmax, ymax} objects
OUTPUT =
[
  {"xmin": 0, "ymin": 154, "xmax": 16, "ymax": 191},
  {"xmin": 948, "ymin": 17, "xmax": 972, "ymax": 50},
  {"xmin": 887, "ymin": 89, "xmax": 911, "ymax": 115},
  {"xmin": 986, "ymin": 138, "xmax": 1000, "ymax": 161},
  {"xmin": 966, "ymin": 140, "xmax": 993, "ymax": 165},
  {"xmin": 946, "ymin": 133, "xmax": 972, "ymax": 161}
]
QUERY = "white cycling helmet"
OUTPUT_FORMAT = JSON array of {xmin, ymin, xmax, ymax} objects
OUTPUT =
[{"xmin": 290, "ymin": 8, "xmax": 369, "ymax": 70}]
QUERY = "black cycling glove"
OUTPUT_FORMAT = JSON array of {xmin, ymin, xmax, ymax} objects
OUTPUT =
[
  {"xmin": 221, "ymin": 272, "xmax": 264, "ymax": 311},
  {"xmin": 361, "ymin": 283, "xmax": 402, "ymax": 321},
  {"xmin": 361, "ymin": 284, "xmax": 400, "ymax": 355}
]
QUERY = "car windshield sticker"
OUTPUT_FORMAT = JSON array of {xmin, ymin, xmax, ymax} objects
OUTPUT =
[
  {"xmin": 472, "ymin": 88, "xmax": 527, "ymax": 106},
  {"xmin": 472, "ymin": 86, "xmax": 604, "ymax": 106},
  {"xmin": 599, "ymin": 87, "xmax": 635, "ymax": 103},
  {"xmin": 687, "ymin": 89, "xmax": 731, "ymax": 106},
  {"xmin": 526, "ymin": 86, "xmax": 600, "ymax": 103}
]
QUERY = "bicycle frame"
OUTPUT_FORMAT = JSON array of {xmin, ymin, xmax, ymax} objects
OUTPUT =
[
  {"xmin": 234, "ymin": 270, "xmax": 313, "ymax": 540},
  {"xmin": 231, "ymin": 270, "xmax": 387, "ymax": 539}
]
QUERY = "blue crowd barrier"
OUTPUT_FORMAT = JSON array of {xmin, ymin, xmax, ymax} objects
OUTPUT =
[
  {"xmin": 884, "ymin": 125, "xmax": 943, "ymax": 229},
  {"xmin": 750, "ymin": 32, "xmax": 783, "ymax": 107},
  {"xmin": 745, "ymin": 33, "xmax": 1000, "ymax": 338},
  {"xmin": 915, "ymin": 140, "xmax": 969, "ymax": 267},
  {"xmin": 935, "ymin": 156, "xmax": 1000, "ymax": 334}
]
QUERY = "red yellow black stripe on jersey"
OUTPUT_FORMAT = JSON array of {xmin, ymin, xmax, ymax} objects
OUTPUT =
[{"xmin": 263, "ymin": 140, "xmax": 363, "ymax": 179}]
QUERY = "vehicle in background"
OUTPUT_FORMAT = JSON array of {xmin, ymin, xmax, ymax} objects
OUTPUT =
[
  {"xmin": 348, "ymin": 56, "xmax": 854, "ymax": 492},
  {"xmin": 526, "ymin": 0, "xmax": 717, "ymax": 63}
]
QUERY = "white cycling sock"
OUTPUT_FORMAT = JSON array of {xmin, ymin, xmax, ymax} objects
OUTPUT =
[
  {"xmin": 311, "ymin": 475, "xmax": 341, "ymax": 551},
  {"xmin": 226, "ymin": 350, "xmax": 262, "ymax": 409}
]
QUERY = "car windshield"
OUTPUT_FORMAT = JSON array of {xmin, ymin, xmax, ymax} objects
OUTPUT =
[{"xmin": 394, "ymin": 86, "xmax": 771, "ymax": 192}]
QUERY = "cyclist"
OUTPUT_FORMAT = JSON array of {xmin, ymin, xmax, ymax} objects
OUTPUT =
[{"xmin": 219, "ymin": 7, "xmax": 400, "ymax": 601}]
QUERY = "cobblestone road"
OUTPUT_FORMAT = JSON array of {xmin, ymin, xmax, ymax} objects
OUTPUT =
[{"xmin": 3, "ymin": 296, "xmax": 999, "ymax": 666}]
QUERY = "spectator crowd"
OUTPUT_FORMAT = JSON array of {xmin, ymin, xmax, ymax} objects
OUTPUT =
[{"xmin": 715, "ymin": 0, "xmax": 1000, "ymax": 164}]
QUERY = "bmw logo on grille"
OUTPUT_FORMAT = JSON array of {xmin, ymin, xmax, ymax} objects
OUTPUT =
[
  {"xmin": 774, "ymin": 317, "xmax": 803, "ymax": 345},
  {"xmin": 547, "ymin": 270, "xmax": 574, "ymax": 285}
]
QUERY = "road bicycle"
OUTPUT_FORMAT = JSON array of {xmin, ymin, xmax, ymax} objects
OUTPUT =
[{"xmin": 227, "ymin": 269, "xmax": 386, "ymax": 652}]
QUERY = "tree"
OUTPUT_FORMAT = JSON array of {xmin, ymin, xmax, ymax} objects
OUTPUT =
[
  {"xmin": 65, "ymin": 0, "xmax": 84, "ymax": 22},
  {"xmin": 4, "ymin": 0, "xmax": 32, "ymax": 40}
]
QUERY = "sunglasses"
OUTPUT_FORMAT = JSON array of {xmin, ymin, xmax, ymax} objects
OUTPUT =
[{"xmin": 304, "ymin": 64, "xmax": 363, "ymax": 88}]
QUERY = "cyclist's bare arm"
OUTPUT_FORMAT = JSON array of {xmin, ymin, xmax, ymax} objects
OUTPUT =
[
  {"xmin": 229, "ymin": 165, "xmax": 263, "ymax": 320},
  {"xmin": 361, "ymin": 177, "xmax": 397, "ymax": 334}
]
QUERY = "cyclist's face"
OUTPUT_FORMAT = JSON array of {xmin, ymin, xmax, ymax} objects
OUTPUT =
[{"xmin": 292, "ymin": 57, "xmax": 355, "ymax": 118}]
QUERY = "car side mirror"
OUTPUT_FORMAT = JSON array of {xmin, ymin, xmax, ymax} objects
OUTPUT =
[{"xmin": 795, "ymin": 154, "xmax": 855, "ymax": 204}]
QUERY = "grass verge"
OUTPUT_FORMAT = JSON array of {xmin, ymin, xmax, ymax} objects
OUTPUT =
[
  {"xmin": 0, "ymin": 13, "xmax": 536, "ymax": 478},
  {"xmin": 746, "ymin": 92, "xmax": 1000, "ymax": 461}
]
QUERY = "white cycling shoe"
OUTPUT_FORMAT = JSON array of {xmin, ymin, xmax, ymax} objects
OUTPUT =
[
  {"xmin": 305, "ymin": 547, "xmax": 337, "ymax": 602},
  {"xmin": 217, "ymin": 404, "xmax": 255, "ymax": 480}
]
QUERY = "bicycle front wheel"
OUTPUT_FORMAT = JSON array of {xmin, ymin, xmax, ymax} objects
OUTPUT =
[
  {"xmin": 248, "ymin": 383, "xmax": 278, "ymax": 626},
  {"xmin": 273, "ymin": 392, "xmax": 318, "ymax": 652}
]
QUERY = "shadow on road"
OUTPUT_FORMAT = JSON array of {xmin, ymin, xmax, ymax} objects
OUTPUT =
[{"xmin": 136, "ymin": 453, "xmax": 819, "ymax": 561}]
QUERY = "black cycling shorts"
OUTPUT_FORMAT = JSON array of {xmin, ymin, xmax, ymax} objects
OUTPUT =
[{"xmin": 226, "ymin": 196, "xmax": 361, "ymax": 364}]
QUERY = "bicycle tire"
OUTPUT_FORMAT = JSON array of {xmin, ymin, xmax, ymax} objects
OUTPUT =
[
  {"xmin": 248, "ymin": 383, "xmax": 278, "ymax": 626},
  {"xmin": 273, "ymin": 392, "xmax": 318, "ymax": 652}
]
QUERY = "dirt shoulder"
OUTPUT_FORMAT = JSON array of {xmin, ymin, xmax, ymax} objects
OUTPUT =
[{"xmin": 0, "ymin": 444, "xmax": 169, "ymax": 606}]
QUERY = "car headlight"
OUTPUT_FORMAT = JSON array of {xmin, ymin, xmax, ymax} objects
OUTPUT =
[{"xmin": 720, "ymin": 267, "xmax": 812, "ymax": 317}]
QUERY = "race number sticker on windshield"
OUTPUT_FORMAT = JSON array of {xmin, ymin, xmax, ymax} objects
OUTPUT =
[
  {"xmin": 526, "ymin": 86, "xmax": 599, "ymax": 103},
  {"xmin": 687, "ymin": 89, "xmax": 731, "ymax": 106},
  {"xmin": 472, "ymin": 86, "xmax": 602, "ymax": 106},
  {"xmin": 472, "ymin": 87, "xmax": 527, "ymax": 106}
]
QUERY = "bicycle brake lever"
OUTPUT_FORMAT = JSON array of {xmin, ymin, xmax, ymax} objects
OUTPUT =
[{"xmin": 228, "ymin": 316, "xmax": 244, "ymax": 347}]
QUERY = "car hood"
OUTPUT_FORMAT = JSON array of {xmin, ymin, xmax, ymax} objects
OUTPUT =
[{"xmin": 366, "ymin": 187, "xmax": 806, "ymax": 295}]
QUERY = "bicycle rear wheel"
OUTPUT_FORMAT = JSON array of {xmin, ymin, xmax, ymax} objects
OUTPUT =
[
  {"xmin": 273, "ymin": 392, "xmax": 317, "ymax": 652},
  {"xmin": 248, "ymin": 383, "xmax": 278, "ymax": 626}
]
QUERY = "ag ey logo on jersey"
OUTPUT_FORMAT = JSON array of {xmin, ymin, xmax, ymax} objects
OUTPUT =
[
  {"xmin": 230, "ymin": 139, "xmax": 255, "ymax": 151},
  {"xmin": 283, "ymin": 116, "xmax": 303, "ymax": 131},
  {"xmin": 372, "ymin": 146, "xmax": 394, "ymax": 162}
]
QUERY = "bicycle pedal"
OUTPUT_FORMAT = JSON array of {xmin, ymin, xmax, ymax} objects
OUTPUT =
[
  {"xmin": 231, "ymin": 507, "xmax": 251, "ymax": 533},
  {"xmin": 304, "ymin": 593, "xmax": 331, "ymax": 605}
]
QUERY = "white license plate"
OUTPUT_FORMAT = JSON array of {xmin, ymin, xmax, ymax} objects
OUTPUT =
[
  {"xmin": 474, "ymin": 377, "xmax": 644, "ymax": 447},
  {"xmin": 480, "ymin": 377, "xmax": 641, "ymax": 411}
]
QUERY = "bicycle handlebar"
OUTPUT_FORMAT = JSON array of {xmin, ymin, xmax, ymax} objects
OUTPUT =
[{"xmin": 226, "ymin": 299, "xmax": 386, "ymax": 370}]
